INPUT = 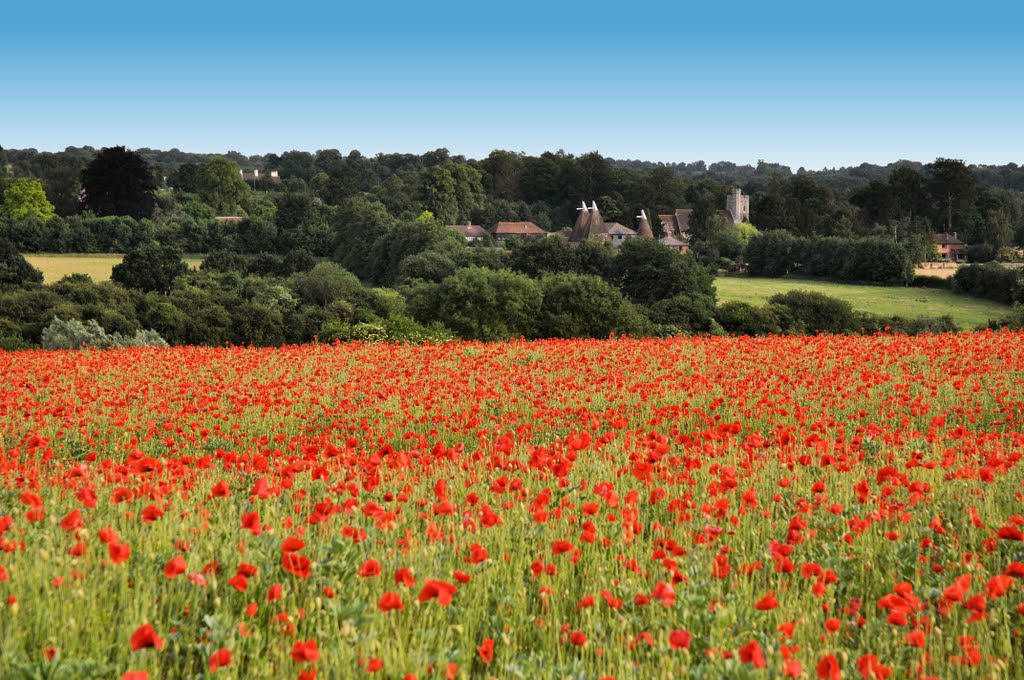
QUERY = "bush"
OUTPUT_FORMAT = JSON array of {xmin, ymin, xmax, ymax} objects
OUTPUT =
[
  {"xmin": 967, "ymin": 243, "xmax": 996, "ymax": 263},
  {"xmin": 41, "ymin": 317, "xmax": 168, "ymax": 350},
  {"xmin": 767, "ymin": 290, "xmax": 858, "ymax": 334},
  {"xmin": 716, "ymin": 301, "xmax": 787, "ymax": 335},
  {"xmin": 952, "ymin": 263, "xmax": 1021, "ymax": 304},
  {"xmin": 536, "ymin": 273, "xmax": 653, "ymax": 338}
]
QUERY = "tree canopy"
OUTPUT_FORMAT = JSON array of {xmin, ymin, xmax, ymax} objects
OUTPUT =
[{"xmin": 80, "ymin": 146, "xmax": 157, "ymax": 219}]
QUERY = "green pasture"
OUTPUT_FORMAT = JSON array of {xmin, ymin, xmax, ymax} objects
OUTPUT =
[
  {"xmin": 715, "ymin": 275, "xmax": 1011, "ymax": 330},
  {"xmin": 25, "ymin": 253, "xmax": 205, "ymax": 283}
]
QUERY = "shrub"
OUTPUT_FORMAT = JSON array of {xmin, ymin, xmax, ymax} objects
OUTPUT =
[
  {"xmin": 41, "ymin": 317, "xmax": 168, "ymax": 350},
  {"xmin": 767, "ymin": 290, "xmax": 858, "ymax": 334}
]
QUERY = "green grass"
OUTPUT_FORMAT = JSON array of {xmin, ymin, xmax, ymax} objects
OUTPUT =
[
  {"xmin": 715, "ymin": 275, "xmax": 1011, "ymax": 329},
  {"xmin": 25, "ymin": 253, "xmax": 205, "ymax": 283}
]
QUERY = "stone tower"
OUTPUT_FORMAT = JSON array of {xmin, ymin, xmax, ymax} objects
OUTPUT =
[{"xmin": 725, "ymin": 187, "xmax": 749, "ymax": 224}]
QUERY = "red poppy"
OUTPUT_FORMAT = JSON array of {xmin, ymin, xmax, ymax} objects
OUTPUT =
[
  {"xmin": 366, "ymin": 658, "xmax": 383, "ymax": 672},
  {"xmin": 108, "ymin": 542, "xmax": 131, "ymax": 565},
  {"xmin": 163, "ymin": 555, "xmax": 187, "ymax": 579},
  {"xmin": 291, "ymin": 639, "xmax": 320, "ymax": 663},
  {"xmin": 282, "ymin": 552, "xmax": 311, "ymax": 579},
  {"xmin": 358, "ymin": 559, "xmax": 381, "ymax": 578},
  {"xmin": 755, "ymin": 592, "xmax": 779, "ymax": 611},
  {"xmin": 378, "ymin": 591, "xmax": 404, "ymax": 612},
  {"xmin": 418, "ymin": 579, "xmax": 458, "ymax": 606},
  {"xmin": 395, "ymin": 567, "xmax": 416, "ymax": 587},
  {"xmin": 60, "ymin": 510, "xmax": 82, "ymax": 532},
  {"xmin": 817, "ymin": 654, "xmax": 841, "ymax": 680},
  {"xmin": 130, "ymin": 624, "xmax": 164, "ymax": 651},
  {"xmin": 669, "ymin": 629, "xmax": 691, "ymax": 650},
  {"xmin": 209, "ymin": 648, "xmax": 232, "ymax": 671},
  {"xmin": 569, "ymin": 631, "xmax": 587, "ymax": 646},
  {"xmin": 477, "ymin": 638, "xmax": 494, "ymax": 664},
  {"xmin": 739, "ymin": 641, "xmax": 766, "ymax": 668}
]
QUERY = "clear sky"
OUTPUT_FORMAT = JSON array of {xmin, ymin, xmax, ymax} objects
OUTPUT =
[{"xmin": 3, "ymin": 0, "xmax": 1022, "ymax": 169}]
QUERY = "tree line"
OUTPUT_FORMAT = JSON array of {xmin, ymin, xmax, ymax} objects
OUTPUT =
[{"xmin": 2, "ymin": 145, "xmax": 1024, "ymax": 349}]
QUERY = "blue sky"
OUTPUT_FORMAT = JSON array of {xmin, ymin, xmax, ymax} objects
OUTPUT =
[{"xmin": 3, "ymin": 0, "xmax": 1022, "ymax": 168}]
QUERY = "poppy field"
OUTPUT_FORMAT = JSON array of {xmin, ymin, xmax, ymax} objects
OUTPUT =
[{"xmin": 1, "ymin": 332, "xmax": 1023, "ymax": 679}]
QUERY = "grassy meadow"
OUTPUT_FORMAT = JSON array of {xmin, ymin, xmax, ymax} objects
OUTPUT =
[
  {"xmin": 25, "ymin": 254, "xmax": 205, "ymax": 283},
  {"xmin": 715, "ymin": 275, "xmax": 1010, "ymax": 330}
]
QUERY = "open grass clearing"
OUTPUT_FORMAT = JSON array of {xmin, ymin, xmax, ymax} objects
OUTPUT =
[
  {"xmin": 25, "ymin": 253, "xmax": 205, "ymax": 283},
  {"xmin": 715, "ymin": 275, "xmax": 1011, "ymax": 329}
]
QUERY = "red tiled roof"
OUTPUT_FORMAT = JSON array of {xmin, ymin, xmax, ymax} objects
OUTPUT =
[
  {"xmin": 447, "ymin": 224, "xmax": 488, "ymax": 238},
  {"xmin": 492, "ymin": 221, "xmax": 546, "ymax": 235}
]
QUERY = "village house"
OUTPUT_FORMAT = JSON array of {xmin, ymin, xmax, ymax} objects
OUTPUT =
[
  {"xmin": 570, "ymin": 203, "xmax": 689, "ymax": 253},
  {"xmin": 240, "ymin": 168, "xmax": 281, "ymax": 189},
  {"xmin": 490, "ymin": 221, "xmax": 548, "ymax": 242},
  {"xmin": 932, "ymin": 232, "xmax": 967, "ymax": 262},
  {"xmin": 446, "ymin": 222, "xmax": 489, "ymax": 242}
]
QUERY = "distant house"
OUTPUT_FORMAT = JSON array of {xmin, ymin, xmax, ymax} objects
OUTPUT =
[
  {"xmin": 606, "ymin": 223, "xmax": 638, "ymax": 246},
  {"xmin": 491, "ymin": 221, "xmax": 548, "ymax": 241},
  {"xmin": 933, "ymin": 232, "xmax": 967, "ymax": 262},
  {"xmin": 658, "ymin": 209, "xmax": 693, "ymax": 239},
  {"xmin": 446, "ymin": 223, "xmax": 489, "ymax": 242},
  {"xmin": 240, "ymin": 169, "xmax": 281, "ymax": 189},
  {"xmin": 658, "ymin": 235, "xmax": 689, "ymax": 253},
  {"xmin": 215, "ymin": 216, "xmax": 246, "ymax": 223}
]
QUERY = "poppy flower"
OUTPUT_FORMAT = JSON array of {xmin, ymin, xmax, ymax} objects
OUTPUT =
[
  {"xmin": 376, "ymin": 590, "xmax": 403, "ymax": 611},
  {"xmin": 358, "ymin": 559, "xmax": 381, "ymax": 578},
  {"xmin": 669, "ymin": 629, "xmax": 691, "ymax": 650},
  {"xmin": 366, "ymin": 658, "xmax": 383, "ymax": 672},
  {"xmin": 569, "ymin": 631, "xmax": 587, "ymax": 646},
  {"xmin": 739, "ymin": 641, "xmax": 766, "ymax": 668},
  {"xmin": 857, "ymin": 654, "xmax": 892, "ymax": 679},
  {"xmin": 291, "ymin": 639, "xmax": 319, "ymax": 663},
  {"xmin": 817, "ymin": 654, "xmax": 841, "ymax": 680},
  {"xmin": 163, "ymin": 555, "xmax": 187, "ymax": 579},
  {"xmin": 756, "ymin": 592, "xmax": 779, "ymax": 611},
  {"xmin": 60, "ymin": 510, "xmax": 82, "ymax": 532},
  {"xmin": 395, "ymin": 567, "xmax": 416, "ymax": 587},
  {"xmin": 130, "ymin": 624, "xmax": 164, "ymax": 651},
  {"xmin": 282, "ymin": 552, "xmax": 311, "ymax": 579},
  {"xmin": 108, "ymin": 542, "xmax": 131, "ymax": 565},
  {"xmin": 477, "ymin": 638, "xmax": 494, "ymax": 664},
  {"xmin": 209, "ymin": 648, "xmax": 232, "ymax": 671},
  {"xmin": 418, "ymin": 580, "xmax": 458, "ymax": 606}
]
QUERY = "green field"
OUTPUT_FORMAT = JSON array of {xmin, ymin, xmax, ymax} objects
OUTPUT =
[
  {"xmin": 715, "ymin": 276, "xmax": 1011, "ymax": 330},
  {"xmin": 25, "ymin": 253, "xmax": 204, "ymax": 283}
]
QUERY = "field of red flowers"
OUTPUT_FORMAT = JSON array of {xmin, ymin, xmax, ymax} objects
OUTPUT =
[{"xmin": 1, "ymin": 332, "xmax": 1023, "ymax": 679}]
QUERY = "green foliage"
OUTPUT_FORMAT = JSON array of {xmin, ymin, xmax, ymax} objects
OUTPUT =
[
  {"xmin": 1, "ymin": 178, "xmax": 55, "ymax": 221},
  {"xmin": 419, "ymin": 162, "xmax": 486, "ymax": 225},
  {"xmin": 967, "ymin": 243, "xmax": 996, "ymax": 263},
  {"xmin": 745, "ymin": 230, "xmax": 803, "ymax": 277},
  {"xmin": 646, "ymin": 293, "xmax": 719, "ymax": 334},
  {"xmin": 952, "ymin": 263, "xmax": 1023, "ymax": 304},
  {"xmin": 80, "ymin": 146, "xmax": 157, "ymax": 219},
  {"xmin": 332, "ymin": 195, "xmax": 399, "ymax": 280},
  {"xmin": 609, "ymin": 238, "xmax": 716, "ymax": 307},
  {"xmin": 111, "ymin": 242, "xmax": 188, "ymax": 293},
  {"xmin": 0, "ymin": 238, "xmax": 43, "ymax": 287},
  {"xmin": 767, "ymin": 290, "xmax": 858, "ymax": 334},
  {"xmin": 199, "ymin": 157, "xmax": 250, "ymax": 214},
  {"xmin": 367, "ymin": 218, "xmax": 464, "ymax": 287},
  {"xmin": 407, "ymin": 266, "xmax": 541, "ymax": 341},
  {"xmin": 40, "ymin": 317, "xmax": 167, "ymax": 350},
  {"xmin": 536, "ymin": 273, "xmax": 653, "ymax": 338},
  {"xmin": 715, "ymin": 301, "xmax": 788, "ymax": 335}
]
